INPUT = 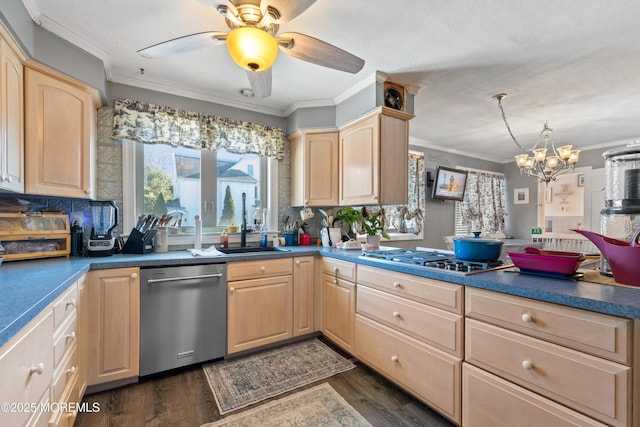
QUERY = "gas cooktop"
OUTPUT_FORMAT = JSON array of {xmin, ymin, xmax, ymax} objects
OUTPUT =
[{"xmin": 359, "ymin": 249, "xmax": 510, "ymax": 275}]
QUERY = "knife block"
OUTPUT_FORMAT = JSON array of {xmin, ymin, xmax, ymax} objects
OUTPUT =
[{"xmin": 122, "ymin": 228, "xmax": 156, "ymax": 254}]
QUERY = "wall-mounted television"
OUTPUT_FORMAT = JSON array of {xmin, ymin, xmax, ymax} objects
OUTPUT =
[{"xmin": 432, "ymin": 166, "xmax": 468, "ymax": 201}]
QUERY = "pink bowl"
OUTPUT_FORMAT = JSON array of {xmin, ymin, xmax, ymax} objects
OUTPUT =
[{"xmin": 508, "ymin": 249, "xmax": 585, "ymax": 275}]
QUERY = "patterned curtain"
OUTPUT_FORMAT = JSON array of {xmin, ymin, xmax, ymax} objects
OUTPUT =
[
  {"xmin": 459, "ymin": 171, "xmax": 506, "ymax": 234},
  {"xmin": 111, "ymin": 98, "xmax": 285, "ymax": 159},
  {"xmin": 383, "ymin": 154, "xmax": 425, "ymax": 235}
]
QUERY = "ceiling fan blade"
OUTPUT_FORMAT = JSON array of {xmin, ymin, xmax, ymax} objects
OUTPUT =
[
  {"xmin": 246, "ymin": 68, "xmax": 272, "ymax": 98},
  {"xmin": 137, "ymin": 31, "xmax": 227, "ymax": 59},
  {"xmin": 266, "ymin": 0, "xmax": 316, "ymax": 22},
  {"xmin": 278, "ymin": 32, "xmax": 364, "ymax": 74}
]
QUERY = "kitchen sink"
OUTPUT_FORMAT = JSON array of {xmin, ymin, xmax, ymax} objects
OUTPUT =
[{"xmin": 219, "ymin": 246, "xmax": 285, "ymax": 254}]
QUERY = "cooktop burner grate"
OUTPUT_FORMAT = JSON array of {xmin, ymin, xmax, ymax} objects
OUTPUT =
[{"xmin": 360, "ymin": 249, "xmax": 508, "ymax": 274}]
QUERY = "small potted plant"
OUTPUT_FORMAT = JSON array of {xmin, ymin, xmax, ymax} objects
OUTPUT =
[
  {"xmin": 362, "ymin": 213, "xmax": 390, "ymax": 249},
  {"xmin": 335, "ymin": 207, "xmax": 363, "ymax": 240}
]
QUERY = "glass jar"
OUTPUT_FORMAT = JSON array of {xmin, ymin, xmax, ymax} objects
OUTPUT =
[{"xmin": 603, "ymin": 140, "xmax": 640, "ymax": 208}]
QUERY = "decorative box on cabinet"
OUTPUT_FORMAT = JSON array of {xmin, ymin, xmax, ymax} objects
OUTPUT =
[
  {"xmin": 24, "ymin": 59, "xmax": 102, "ymax": 199},
  {"xmin": 227, "ymin": 258, "xmax": 294, "ymax": 354},
  {"xmin": 321, "ymin": 257, "xmax": 356, "ymax": 352},
  {"xmin": 289, "ymin": 130, "xmax": 339, "ymax": 206},
  {"xmin": 355, "ymin": 265, "xmax": 462, "ymax": 424},
  {"xmin": 0, "ymin": 21, "xmax": 26, "ymax": 193},
  {"xmin": 338, "ymin": 107, "xmax": 413, "ymax": 206},
  {"xmin": 464, "ymin": 288, "xmax": 632, "ymax": 427},
  {"xmin": 0, "ymin": 212, "xmax": 70, "ymax": 261}
]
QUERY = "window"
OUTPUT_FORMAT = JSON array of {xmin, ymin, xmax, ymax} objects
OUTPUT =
[{"xmin": 123, "ymin": 141, "xmax": 276, "ymax": 234}]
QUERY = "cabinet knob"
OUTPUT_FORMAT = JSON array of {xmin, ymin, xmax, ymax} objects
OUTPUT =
[
  {"xmin": 260, "ymin": 266, "xmax": 266, "ymax": 273},
  {"xmin": 1, "ymin": 174, "xmax": 6, "ymax": 181},
  {"xmin": 393, "ymin": 281, "xmax": 401, "ymax": 289},
  {"xmin": 67, "ymin": 366, "xmax": 77, "ymax": 375},
  {"xmin": 30, "ymin": 363, "xmax": 45, "ymax": 375},
  {"xmin": 333, "ymin": 267, "xmax": 339, "ymax": 273},
  {"xmin": 296, "ymin": 260, "xmax": 300, "ymax": 265},
  {"xmin": 84, "ymin": 188, "xmax": 91, "ymax": 195},
  {"xmin": 6, "ymin": 176, "xmax": 12, "ymax": 183},
  {"xmin": 67, "ymin": 331, "xmax": 76, "ymax": 341},
  {"xmin": 333, "ymin": 279, "xmax": 337, "ymax": 284},
  {"xmin": 66, "ymin": 299, "xmax": 77, "ymax": 308},
  {"xmin": 391, "ymin": 355, "xmax": 398, "ymax": 363},
  {"xmin": 229, "ymin": 287, "xmax": 235, "ymax": 293},
  {"xmin": 392, "ymin": 311, "xmax": 400, "ymax": 318},
  {"xmin": 130, "ymin": 273, "xmax": 138, "ymax": 279},
  {"xmin": 521, "ymin": 313, "xmax": 534, "ymax": 323},
  {"xmin": 522, "ymin": 360, "xmax": 534, "ymax": 370}
]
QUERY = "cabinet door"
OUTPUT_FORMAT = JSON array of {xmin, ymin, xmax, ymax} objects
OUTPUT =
[
  {"xmin": 322, "ymin": 273, "xmax": 355, "ymax": 351},
  {"xmin": 293, "ymin": 256, "xmax": 315, "ymax": 336},
  {"xmin": 0, "ymin": 37, "xmax": 24, "ymax": 192},
  {"xmin": 87, "ymin": 268, "xmax": 140, "ymax": 385},
  {"xmin": 24, "ymin": 65, "xmax": 98, "ymax": 199},
  {"xmin": 290, "ymin": 131, "xmax": 339, "ymax": 206},
  {"xmin": 75, "ymin": 274, "xmax": 88, "ymax": 400},
  {"xmin": 228, "ymin": 275, "xmax": 293, "ymax": 354},
  {"xmin": 339, "ymin": 115, "xmax": 380, "ymax": 205}
]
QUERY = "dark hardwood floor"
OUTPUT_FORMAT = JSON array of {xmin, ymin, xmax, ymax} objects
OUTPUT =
[{"xmin": 76, "ymin": 341, "xmax": 457, "ymax": 427}]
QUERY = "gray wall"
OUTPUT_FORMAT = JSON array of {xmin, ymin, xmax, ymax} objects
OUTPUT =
[
  {"xmin": 0, "ymin": 2, "xmax": 108, "ymax": 102},
  {"xmin": 285, "ymin": 106, "xmax": 336, "ymax": 135}
]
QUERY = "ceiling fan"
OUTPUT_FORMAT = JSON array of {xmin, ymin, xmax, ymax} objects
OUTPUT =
[{"xmin": 137, "ymin": 0, "xmax": 365, "ymax": 98}]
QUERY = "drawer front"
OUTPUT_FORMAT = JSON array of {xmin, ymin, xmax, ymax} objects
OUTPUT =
[
  {"xmin": 357, "ymin": 285, "xmax": 462, "ymax": 357},
  {"xmin": 358, "ymin": 265, "xmax": 463, "ymax": 314},
  {"xmin": 322, "ymin": 257, "xmax": 356, "ymax": 282},
  {"xmin": 465, "ymin": 288, "xmax": 631, "ymax": 364},
  {"xmin": 53, "ymin": 314, "xmax": 77, "ymax": 369},
  {"xmin": 227, "ymin": 258, "xmax": 293, "ymax": 281},
  {"xmin": 463, "ymin": 363, "xmax": 606, "ymax": 427},
  {"xmin": 355, "ymin": 314, "xmax": 461, "ymax": 424},
  {"xmin": 465, "ymin": 319, "xmax": 630, "ymax": 427},
  {"xmin": 51, "ymin": 343, "xmax": 78, "ymax": 404},
  {"xmin": 53, "ymin": 283, "xmax": 78, "ymax": 330},
  {"xmin": 0, "ymin": 311, "xmax": 53, "ymax": 427}
]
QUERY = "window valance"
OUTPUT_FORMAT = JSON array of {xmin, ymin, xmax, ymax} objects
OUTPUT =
[{"xmin": 111, "ymin": 98, "xmax": 284, "ymax": 159}]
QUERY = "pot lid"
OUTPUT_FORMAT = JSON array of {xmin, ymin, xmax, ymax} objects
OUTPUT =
[{"xmin": 453, "ymin": 236, "xmax": 504, "ymax": 244}]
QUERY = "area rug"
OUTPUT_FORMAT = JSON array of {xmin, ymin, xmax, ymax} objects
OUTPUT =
[
  {"xmin": 203, "ymin": 339, "xmax": 356, "ymax": 415},
  {"xmin": 201, "ymin": 383, "xmax": 372, "ymax": 427}
]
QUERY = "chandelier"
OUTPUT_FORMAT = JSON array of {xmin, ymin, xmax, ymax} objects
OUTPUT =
[{"xmin": 493, "ymin": 93, "xmax": 580, "ymax": 184}]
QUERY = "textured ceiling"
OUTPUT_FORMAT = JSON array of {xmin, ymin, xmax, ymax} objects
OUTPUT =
[{"xmin": 24, "ymin": 0, "xmax": 640, "ymax": 162}]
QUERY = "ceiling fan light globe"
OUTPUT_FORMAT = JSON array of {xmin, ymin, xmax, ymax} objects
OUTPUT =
[{"xmin": 227, "ymin": 27, "xmax": 278, "ymax": 71}]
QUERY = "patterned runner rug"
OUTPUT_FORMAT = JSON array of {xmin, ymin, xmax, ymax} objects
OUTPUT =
[
  {"xmin": 201, "ymin": 383, "xmax": 371, "ymax": 427},
  {"xmin": 203, "ymin": 339, "xmax": 356, "ymax": 415}
]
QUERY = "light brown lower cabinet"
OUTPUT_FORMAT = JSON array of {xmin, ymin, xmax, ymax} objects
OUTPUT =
[
  {"xmin": 464, "ymin": 288, "xmax": 632, "ymax": 427},
  {"xmin": 293, "ymin": 256, "xmax": 315, "ymax": 336},
  {"xmin": 322, "ymin": 274, "xmax": 356, "ymax": 352},
  {"xmin": 87, "ymin": 267, "xmax": 140, "ymax": 386},
  {"xmin": 463, "ymin": 363, "xmax": 606, "ymax": 427}
]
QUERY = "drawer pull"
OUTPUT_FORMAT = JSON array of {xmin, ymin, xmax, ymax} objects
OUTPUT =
[
  {"xmin": 66, "ymin": 299, "xmax": 77, "ymax": 308},
  {"xmin": 67, "ymin": 331, "xmax": 76, "ymax": 341},
  {"xmin": 521, "ymin": 313, "xmax": 534, "ymax": 323},
  {"xmin": 296, "ymin": 260, "xmax": 300, "ymax": 265},
  {"xmin": 391, "ymin": 355, "xmax": 398, "ymax": 362},
  {"xmin": 67, "ymin": 366, "xmax": 77, "ymax": 375},
  {"xmin": 130, "ymin": 273, "xmax": 138, "ymax": 279},
  {"xmin": 30, "ymin": 363, "xmax": 45, "ymax": 375},
  {"xmin": 393, "ymin": 281, "xmax": 402, "ymax": 289},
  {"xmin": 392, "ymin": 311, "xmax": 401, "ymax": 319},
  {"xmin": 521, "ymin": 360, "xmax": 534, "ymax": 370},
  {"xmin": 333, "ymin": 279, "xmax": 338, "ymax": 285},
  {"xmin": 260, "ymin": 266, "xmax": 266, "ymax": 273}
]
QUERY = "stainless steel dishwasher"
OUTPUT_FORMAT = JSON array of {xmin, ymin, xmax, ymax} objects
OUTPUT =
[{"xmin": 140, "ymin": 263, "xmax": 227, "ymax": 376}]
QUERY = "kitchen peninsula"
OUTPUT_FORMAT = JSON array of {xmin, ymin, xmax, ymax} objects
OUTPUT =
[{"xmin": 2, "ymin": 246, "xmax": 640, "ymax": 426}]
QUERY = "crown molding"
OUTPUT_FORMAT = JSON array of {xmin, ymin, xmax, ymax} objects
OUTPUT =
[
  {"xmin": 110, "ymin": 75, "xmax": 287, "ymax": 117},
  {"xmin": 333, "ymin": 72, "xmax": 378, "ymax": 105},
  {"xmin": 20, "ymin": 0, "xmax": 41, "ymax": 24}
]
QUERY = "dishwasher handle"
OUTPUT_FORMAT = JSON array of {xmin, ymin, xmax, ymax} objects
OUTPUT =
[{"xmin": 147, "ymin": 273, "xmax": 223, "ymax": 284}]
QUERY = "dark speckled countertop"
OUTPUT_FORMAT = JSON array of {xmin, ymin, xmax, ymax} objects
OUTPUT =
[{"xmin": 2, "ymin": 245, "xmax": 640, "ymax": 348}]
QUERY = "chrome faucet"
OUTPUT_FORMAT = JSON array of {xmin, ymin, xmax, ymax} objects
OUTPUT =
[{"xmin": 241, "ymin": 192, "xmax": 247, "ymax": 247}]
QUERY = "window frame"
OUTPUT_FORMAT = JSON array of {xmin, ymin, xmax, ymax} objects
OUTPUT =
[{"xmin": 121, "ymin": 140, "xmax": 278, "ymax": 243}]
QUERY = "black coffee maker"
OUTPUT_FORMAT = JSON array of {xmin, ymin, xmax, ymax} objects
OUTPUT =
[{"xmin": 87, "ymin": 201, "xmax": 118, "ymax": 257}]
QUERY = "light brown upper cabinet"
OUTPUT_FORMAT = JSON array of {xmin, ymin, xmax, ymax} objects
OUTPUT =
[
  {"xmin": 0, "ymin": 22, "xmax": 26, "ymax": 193},
  {"xmin": 24, "ymin": 60, "xmax": 102, "ymax": 199},
  {"xmin": 339, "ymin": 107, "xmax": 413, "ymax": 206},
  {"xmin": 289, "ymin": 130, "xmax": 339, "ymax": 207}
]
